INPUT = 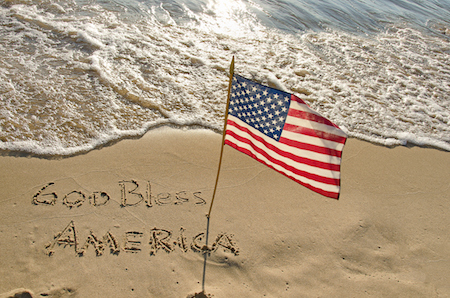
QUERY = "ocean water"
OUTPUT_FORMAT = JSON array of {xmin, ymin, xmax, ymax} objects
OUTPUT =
[{"xmin": 1, "ymin": 0, "xmax": 450, "ymax": 155}]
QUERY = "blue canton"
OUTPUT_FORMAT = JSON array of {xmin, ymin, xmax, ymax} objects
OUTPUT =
[{"xmin": 228, "ymin": 75, "xmax": 291, "ymax": 141}]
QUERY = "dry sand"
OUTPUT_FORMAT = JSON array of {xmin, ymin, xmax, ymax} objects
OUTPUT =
[{"xmin": 0, "ymin": 127, "xmax": 449, "ymax": 297}]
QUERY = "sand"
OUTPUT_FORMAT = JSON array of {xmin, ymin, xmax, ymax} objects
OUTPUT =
[{"xmin": 0, "ymin": 127, "xmax": 449, "ymax": 297}]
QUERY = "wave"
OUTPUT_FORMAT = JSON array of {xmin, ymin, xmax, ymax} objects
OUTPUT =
[{"xmin": 0, "ymin": 0, "xmax": 449, "ymax": 155}]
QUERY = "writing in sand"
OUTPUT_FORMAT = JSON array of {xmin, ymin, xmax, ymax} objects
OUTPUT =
[{"xmin": 32, "ymin": 180, "xmax": 239, "ymax": 257}]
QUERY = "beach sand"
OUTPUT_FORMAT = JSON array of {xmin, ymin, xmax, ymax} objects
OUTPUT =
[{"xmin": 0, "ymin": 127, "xmax": 449, "ymax": 297}]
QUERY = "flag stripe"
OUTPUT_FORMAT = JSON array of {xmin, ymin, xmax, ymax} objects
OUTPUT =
[
  {"xmin": 226, "ymin": 119, "xmax": 341, "ymax": 175},
  {"xmin": 226, "ymin": 117, "xmax": 341, "ymax": 185},
  {"xmin": 286, "ymin": 109, "xmax": 347, "ymax": 139},
  {"xmin": 226, "ymin": 117, "xmax": 343, "ymax": 165},
  {"xmin": 287, "ymin": 109, "xmax": 339, "ymax": 129},
  {"xmin": 283, "ymin": 123, "xmax": 347, "ymax": 145},
  {"xmin": 290, "ymin": 95, "xmax": 343, "ymax": 129},
  {"xmin": 281, "ymin": 129, "xmax": 345, "ymax": 153},
  {"xmin": 225, "ymin": 139, "xmax": 340, "ymax": 198},
  {"xmin": 279, "ymin": 136, "xmax": 343, "ymax": 158}
]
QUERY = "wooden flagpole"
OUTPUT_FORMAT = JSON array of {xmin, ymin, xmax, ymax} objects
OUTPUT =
[
  {"xmin": 207, "ymin": 56, "xmax": 234, "ymax": 219},
  {"xmin": 201, "ymin": 56, "xmax": 234, "ymax": 295}
]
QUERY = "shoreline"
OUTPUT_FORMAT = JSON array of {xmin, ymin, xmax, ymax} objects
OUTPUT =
[
  {"xmin": 1, "ymin": 127, "xmax": 449, "ymax": 297},
  {"xmin": 0, "ymin": 124, "xmax": 449, "ymax": 160}
]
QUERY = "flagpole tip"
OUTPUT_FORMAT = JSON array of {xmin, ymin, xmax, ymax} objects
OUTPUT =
[{"xmin": 230, "ymin": 56, "xmax": 234, "ymax": 76}]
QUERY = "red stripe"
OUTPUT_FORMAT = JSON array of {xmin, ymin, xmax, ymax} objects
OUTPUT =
[
  {"xmin": 278, "ymin": 136, "xmax": 342, "ymax": 158},
  {"xmin": 224, "ymin": 139, "xmax": 340, "ymax": 199},
  {"xmin": 226, "ymin": 121, "xmax": 341, "ymax": 186},
  {"xmin": 283, "ymin": 123, "xmax": 347, "ymax": 144},
  {"xmin": 228, "ymin": 119, "xmax": 342, "ymax": 171},
  {"xmin": 290, "ymin": 95, "xmax": 307, "ymax": 105},
  {"xmin": 288, "ymin": 108, "xmax": 340, "ymax": 129},
  {"xmin": 289, "ymin": 95, "xmax": 341, "ymax": 129}
]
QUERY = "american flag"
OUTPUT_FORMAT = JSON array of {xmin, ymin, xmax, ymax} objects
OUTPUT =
[{"xmin": 224, "ymin": 75, "xmax": 347, "ymax": 199}]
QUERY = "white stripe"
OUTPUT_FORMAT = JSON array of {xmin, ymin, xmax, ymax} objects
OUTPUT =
[
  {"xmin": 225, "ymin": 131, "xmax": 340, "ymax": 193},
  {"xmin": 284, "ymin": 115, "xmax": 347, "ymax": 143},
  {"xmin": 226, "ymin": 118, "xmax": 342, "ymax": 183},
  {"xmin": 228, "ymin": 115, "xmax": 343, "ymax": 164},
  {"xmin": 288, "ymin": 101, "xmax": 348, "ymax": 138},
  {"xmin": 226, "ymin": 126, "xmax": 341, "ymax": 180},
  {"xmin": 281, "ymin": 129, "xmax": 346, "ymax": 152}
]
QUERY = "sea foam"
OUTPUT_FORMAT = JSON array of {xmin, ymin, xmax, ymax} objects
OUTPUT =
[{"xmin": 0, "ymin": 0, "xmax": 449, "ymax": 155}]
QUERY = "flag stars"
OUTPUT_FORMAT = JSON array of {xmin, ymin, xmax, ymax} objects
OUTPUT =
[{"xmin": 229, "ymin": 75, "xmax": 291, "ymax": 141}]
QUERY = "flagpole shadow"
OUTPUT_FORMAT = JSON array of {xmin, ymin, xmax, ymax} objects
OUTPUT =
[{"xmin": 201, "ymin": 215, "xmax": 211, "ymax": 294}]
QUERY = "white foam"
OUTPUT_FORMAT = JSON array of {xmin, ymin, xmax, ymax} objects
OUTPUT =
[{"xmin": 0, "ymin": 1, "xmax": 449, "ymax": 156}]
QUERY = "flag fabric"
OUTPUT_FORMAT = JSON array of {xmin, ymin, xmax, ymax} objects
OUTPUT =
[{"xmin": 224, "ymin": 74, "xmax": 347, "ymax": 199}]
